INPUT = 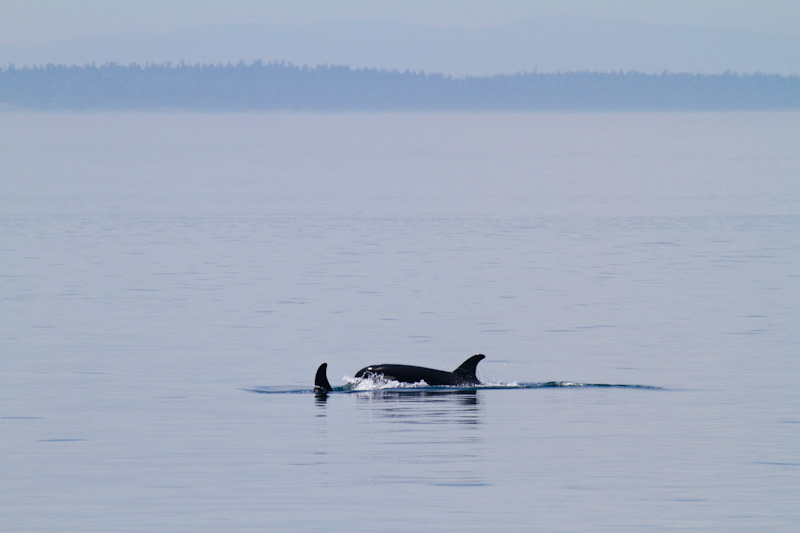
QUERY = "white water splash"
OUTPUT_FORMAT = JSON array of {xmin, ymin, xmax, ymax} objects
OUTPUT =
[
  {"xmin": 341, "ymin": 374, "xmax": 525, "ymax": 391},
  {"xmin": 343, "ymin": 375, "xmax": 434, "ymax": 391}
]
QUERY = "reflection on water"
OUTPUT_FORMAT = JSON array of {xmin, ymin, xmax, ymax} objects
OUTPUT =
[
  {"xmin": 315, "ymin": 389, "xmax": 486, "ymax": 487},
  {"xmin": 315, "ymin": 388, "xmax": 481, "ymax": 425},
  {"xmin": 355, "ymin": 388, "xmax": 480, "ymax": 424}
]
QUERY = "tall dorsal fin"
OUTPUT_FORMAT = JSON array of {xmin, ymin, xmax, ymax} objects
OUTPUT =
[
  {"xmin": 314, "ymin": 363, "xmax": 333, "ymax": 392},
  {"xmin": 452, "ymin": 354, "xmax": 485, "ymax": 383}
]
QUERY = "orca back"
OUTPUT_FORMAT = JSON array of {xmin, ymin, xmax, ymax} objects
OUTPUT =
[{"xmin": 355, "ymin": 354, "xmax": 485, "ymax": 386}]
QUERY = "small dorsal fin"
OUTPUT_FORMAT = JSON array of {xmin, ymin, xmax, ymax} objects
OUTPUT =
[
  {"xmin": 452, "ymin": 354, "xmax": 485, "ymax": 383},
  {"xmin": 314, "ymin": 363, "xmax": 333, "ymax": 392}
]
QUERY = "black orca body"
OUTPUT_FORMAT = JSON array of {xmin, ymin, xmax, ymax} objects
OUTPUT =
[{"xmin": 314, "ymin": 354, "xmax": 485, "ymax": 392}]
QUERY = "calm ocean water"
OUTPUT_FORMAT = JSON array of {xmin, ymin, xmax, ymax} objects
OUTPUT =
[{"xmin": 1, "ymin": 112, "xmax": 799, "ymax": 531}]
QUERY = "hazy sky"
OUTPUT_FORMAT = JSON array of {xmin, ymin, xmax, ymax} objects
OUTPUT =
[{"xmin": 2, "ymin": 0, "xmax": 799, "ymax": 47}]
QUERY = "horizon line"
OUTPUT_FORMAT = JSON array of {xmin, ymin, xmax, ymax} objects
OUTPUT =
[{"xmin": 2, "ymin": 60, "xmax": 798, "ymax": 79}]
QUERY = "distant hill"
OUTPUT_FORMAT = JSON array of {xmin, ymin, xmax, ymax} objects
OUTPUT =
[
  {"xmin": 1, "ymin": 62, "xmax": 798, "ymax": 111},
  {"xmin": 1, "ymin": 17, "xmax": 799, "ymax": 76}
]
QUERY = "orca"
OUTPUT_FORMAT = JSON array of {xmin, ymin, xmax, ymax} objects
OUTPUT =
[{"xmin": 314, "ymin": 354, "xmax": 485, "ymax": 392}]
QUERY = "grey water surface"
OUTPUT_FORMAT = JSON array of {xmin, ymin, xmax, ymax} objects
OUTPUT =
[{"xmin": 1, "ymin": 112, "xmax": 799, "ymax": 531}]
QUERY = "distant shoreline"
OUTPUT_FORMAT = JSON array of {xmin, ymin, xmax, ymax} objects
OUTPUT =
[{"xmin": 1, "ymin": 62, "xmax": 798, "ymax": 111}]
